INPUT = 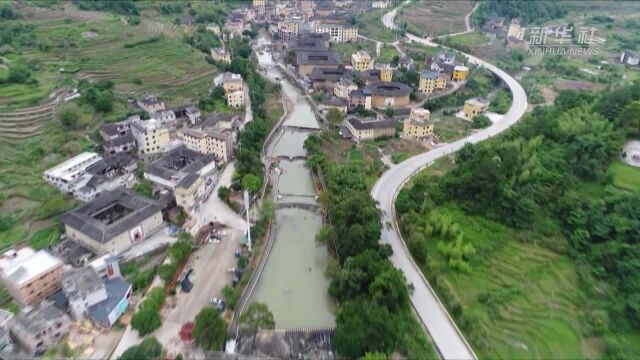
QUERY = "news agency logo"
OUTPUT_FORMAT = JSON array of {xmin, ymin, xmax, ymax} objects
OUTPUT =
[{"xmin": 527, "ymin": 25, "xmax": 600, "ymax": 56}]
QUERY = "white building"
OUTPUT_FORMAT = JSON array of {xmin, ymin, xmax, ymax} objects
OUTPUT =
[
  {"xmin": 131, "ymin": 119, "xmax": 171, "ymax": 155},
  {"xmin": 621, "ymin": 50, "xmax": 640, "ymax": 66},
  {"xmin": 155, "ymin": 109, "xmax": 176, "ymax": 124},
  {"xmin": 185, "ymin": 106, "xmax": 202, "ymax": 124},
  {"xmin": 372, "ymin": 1, "xmax": 389, "ymax": 9},
  {"xmin": 62, "ymin": 267, "xmax": 108, "ymax": 320},
  {"xmin": 507, "ymin": 18, "xmax": 524, "ymax": 41},
  {"xmin": 43, "ymin": 153, "xmax": 102, "ymax": 194}
]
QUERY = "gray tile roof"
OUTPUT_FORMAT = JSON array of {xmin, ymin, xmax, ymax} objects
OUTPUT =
[
  {"xmin": 177, "ymin": 172, "xmax": 200, "ymax": 189},
  {"xmin": 62, "ymin": 267, "xmax": 104, "ymax": 303},
  {"xmin": 11, "ymin": 301, "xmax": 68, "ymax": 335},
  {"xmin": 347, "ymin": 116, "xmax": 395, "ymax": 130},
  {"xmin": 60, "ymin": 189, "xmax": 163, "ymax": 244},
  {"xmin": 363, "ymin": 81, "xmax": 412, "ymax": 97},
  {"xmin": 144, "ymin": 145, "xmax": 216, "ymax": 182},
  {"xmin": 297, "ymin": 51, "xmax": 341, "ymax": 66},
  {"xmin": 88, "ymin": 277, "xmax": 131, "ymax": 327},
  {"xmin": 309, "ymin": 66, "xmax": 352, "ymax": 82}
]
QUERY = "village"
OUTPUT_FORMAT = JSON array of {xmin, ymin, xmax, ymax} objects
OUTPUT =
[
  {"xmin": 0, "ymin": 1, "xmax": 507, "ymax": 358},
  {"xmin": 3, "ymin": 0, "xmax": 640, "ymax": 359}
]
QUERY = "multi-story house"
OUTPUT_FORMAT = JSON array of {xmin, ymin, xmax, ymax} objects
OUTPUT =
[
  {"xmin": 180, "ymin": 128, "xmax": 234, "ymax": 163},
  {"xmin": 351, "ymin": 50, "xmax": 374, "ymax": 71},
  {"xmin": 452, "ymin": 65, "xmax": 469, "ymax": 81},
  {"xmin": 210, "ymin": 47, "xmax": 231, "ymax": 65},
  {"xmin": 136, "ymin": 93, "xmax": 166, "ymax": 115},
  {"xmin": 464, "ymin": 97, "xmax": 490, "ymax": 119},
  {"xmin": 334, "ymin": 78, "xmax": 358, "ymax": 99},
  {"xmin": 9, "ymin": 301, "xmax": 70, "ymax": 356},
  {"xmin": 131, "ymin": 119, "xmax": 171, "ymax": 154},
  {"xmin": 0, "ymin": 248, "xmax": 63, "ymax": 306},
  {"xmin": 403, "ymin": 108, "xmax": 433, "ymax": 140},
  {"xmin": 419, "ymin": 71, "xmax": 447, "ymax": 94},
  {"xmin": 507, "ymin": 18, "xmax": 524, "ymax": 41}
]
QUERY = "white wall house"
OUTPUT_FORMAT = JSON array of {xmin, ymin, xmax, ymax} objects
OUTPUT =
[{"xmin": 43, "ymin": 153, "xmax": 102, "ymax": 194}]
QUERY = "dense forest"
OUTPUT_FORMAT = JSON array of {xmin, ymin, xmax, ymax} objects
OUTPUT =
[
  {"xmin": 474, "ymin": 0, "xmax": 568, "ymax": 25},
  {"xmin": 303, "ymin": 133, "xmax": 437, "ymax": 359},
  {"xmin": 397, "ymin": 82, "xmax": 640, "ymax": 357}
]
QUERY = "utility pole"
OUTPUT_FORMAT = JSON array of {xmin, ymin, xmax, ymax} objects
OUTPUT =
[{"xmin": 244, "ymin": 190, "xmax": 252, "ymax": 251}]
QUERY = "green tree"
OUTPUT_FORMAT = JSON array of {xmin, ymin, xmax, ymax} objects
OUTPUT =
[
  {"xmin": 326, "ymin": 108, "xmax": 345, "ymax": 128},
  {"xmin": 170, "ymin": 239, "xmax": 192, "ymax": 264},
  {"xmin": 119, "ymin": 336, "xmax": 163, "ymax": 360},
  {"xmin": 385, "ymin": 107, "xmax": 394, "ymax": 118},
  {"xmin": 218, "ymin": 185, "xmax": 230, "ymax": 200},
  {"xmin": 242, "ymin": 174, "xmax": 262, "ymax": 194},
  {"xmin": 133, "ymin": 179, "xmax": 153, "ymax": 198},
  {"xmin": 240, "ymin": 302, "xmax": 275, "ymax": 349},
  {"xmin": 158, "ymin": 263, "xmax": 177, "ymax": 283},
  {"xmin": 332, "ymin": 192, "xmax": 382, "ymax": 262},
  {"xmin": 58, "ymin": 105, "xmax": 81, "ymax": 129},
  {"xmin": 363, "ymin": 352, "xmax": 388, "ymax": 360},
  {"xmin": 472, "ymin": 114, "xmax": 491, "ymax": 129},
  {"xmin": 334, "ymin": 299, "xmax": 397, "ymax": 358},
  {"xmin": 131, "ymin": 306, "xmax": 162, "ymax": 336},
  {"xmin": 95, "ymin": 93, "xmax": 113, "ymax": 112},
  {"xmin": 369, "ymin": 268, "xmax": 410, "ymax": 312},
  {"xmin": 193, "ymin": 307, "xmax": 227, "ymax": 351}
]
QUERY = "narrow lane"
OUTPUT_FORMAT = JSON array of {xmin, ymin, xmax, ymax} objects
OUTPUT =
[{"xmin": 372, "ymin": 3, "xmax": 529, "ymax": 360}]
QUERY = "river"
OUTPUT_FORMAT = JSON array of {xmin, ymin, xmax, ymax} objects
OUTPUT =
[{"xmin": 246, "ymin": 36, "xmax": 335, "ymax": 329}]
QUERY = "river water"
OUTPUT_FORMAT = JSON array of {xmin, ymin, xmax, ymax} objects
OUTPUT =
[{"xmin": 247, "ymin": 37, "xmax": 335, "ymax": 329}]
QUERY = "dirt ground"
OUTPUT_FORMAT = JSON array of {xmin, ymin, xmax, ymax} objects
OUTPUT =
[
  {"xmin": 554, "ymin": 79, "xmax": 605, "ymax": 91},
  {"xmin": 540, "ymin": 86, "xmax": 558, "ymax": 105},
  {"xmin": 399, "ymin": 1, "xmax": 474, "ymax": 37}
]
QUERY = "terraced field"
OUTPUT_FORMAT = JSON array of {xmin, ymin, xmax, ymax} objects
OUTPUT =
[
  {"xmin": 397, "ymin": 1, "xmax": 474, "ymax": 37},
  {"xmin": 0, "ymin": 3, "xmax": 219, "ymax": 249},
  {"xmin": 420, "ymin": 207, "xmax": 596, "ymax": 359},
  {"xmin": 0, "ymin": 89, "xmax": 68, "ymax": 143}
]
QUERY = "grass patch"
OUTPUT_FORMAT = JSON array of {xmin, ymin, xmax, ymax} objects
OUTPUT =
[
  {"xmin": 418, "ymin": 206, "xmax": 596, "ymax": 359},
  {"xmin": 446, "ymin": 31, "xmax": 490, "ymax": 46},
  {"xmin": 397, "ymin": 0, "xmax": 474, "ymax": 37},
  {"xmin": 357, "ymin": 9, "xmax": 397, "ymax": 43},
  {"xmin": 609, "ymin": 160, "xmax": 640, "ymax": 192},
  {"xmin": 331, "ymin": 40, "xmax": 377, "ymax": 63},
  {"xmin": 377, "ymin": 45, "xmax": 400, "ymax": 64}
]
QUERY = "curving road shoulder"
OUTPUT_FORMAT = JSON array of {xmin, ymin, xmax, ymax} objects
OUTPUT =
[{"xmin": 372, "ymin": 4, "xmax": 528, "ymax": 360}]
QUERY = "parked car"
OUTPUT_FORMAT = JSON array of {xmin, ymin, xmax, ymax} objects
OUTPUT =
[
  {"xmin": 210, "ymin": 297, "xmax": 226, "ymax": 311},
  {"xmin": 181, "ymin": 277, "xmax": 193, "ymax": 293}
]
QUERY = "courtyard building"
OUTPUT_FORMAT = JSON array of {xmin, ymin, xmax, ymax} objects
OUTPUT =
[
  {"xmin": 309, "ymin": 66, "xmax": 353, "ymax": 91},
  {"xmin": 296, "ymin": 50, "xmax": 342, "ymax": 78},
  {"xmin": 345, "ymin": 115, "xmax": 395, "ymax": 141},
  {"xmin": 363, "ymin": 81, "xmax": 412, "ymax": 109},
  {"xmin": 60, "ymin": 189, "xmax": 165, "ymax": 255},
  {"xmin": 144, "ymin": 145, "xmax": 217, "ymax": 191}
]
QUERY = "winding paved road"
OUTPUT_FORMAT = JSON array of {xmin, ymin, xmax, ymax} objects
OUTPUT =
[{"xmin": 372, "ymin": 3, "xmax": 528, "ymax": 360}]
